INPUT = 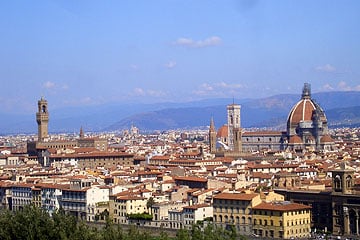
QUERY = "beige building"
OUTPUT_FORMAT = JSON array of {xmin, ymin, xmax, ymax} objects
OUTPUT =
[
  {"xmin": 110, "ymin": 194, "xmax": 148, "ymax": 224},
  {"xmin": 183, "ymin": 203, "xmax": 213, "ymax": 228},
  {"xmin": 213, "ymin": 192, "xmax": 261, "ymax": 235},
  {"xmin": 252, "ymin": 201, "xmax": 311, "ymax": 239}
]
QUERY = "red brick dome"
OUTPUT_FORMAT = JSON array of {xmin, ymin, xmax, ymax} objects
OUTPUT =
[
  {"xmin": 288, "ymin": 98, "xmax": 317, "ymax": 125},
  {"xmin": 289, "ymin": 135, "xmax": 303, "ymax": 144},
  {"xmin": 320, "ymin": 135, "xmax": 334, "ymax": 143},
  {"xmin": 217, "ymin": 125, "xmax": 228, "ymax": 138},
  {"xmin": 287, "ymin": 83, "xmax": 328, "ymax": 136}
]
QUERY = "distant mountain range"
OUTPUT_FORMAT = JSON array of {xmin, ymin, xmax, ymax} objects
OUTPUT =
[
  {"xmin": 1, "ymin": 91, "xmax": 360, "ymax": 134},
  {"xmin": 105, "ymin": 91, "xmax": 360, "ymax": 131}
]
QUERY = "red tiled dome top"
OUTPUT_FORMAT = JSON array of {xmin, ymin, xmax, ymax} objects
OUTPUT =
[
  {"xmin": 288, "ymin": 98, "xmax": 317, "ymax": 125},
  {"xmin": 217, "ymin": 125, "xmax": 228, "ymax": 138},
  {"xmin": 320, "ymin": 135, "xmax": 334, "ymax": 143},
  {"xmin": 287, "ymin": 83, "xmax": 327, "ymax": 127},
  {"xmin": 289, "ymin": 135, "xmax": 303, "ymax": 144}
]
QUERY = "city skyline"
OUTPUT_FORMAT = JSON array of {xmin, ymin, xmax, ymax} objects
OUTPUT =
[{"xmin": 1, "ymin": 0, "xmax": 360, "ymax": 114}]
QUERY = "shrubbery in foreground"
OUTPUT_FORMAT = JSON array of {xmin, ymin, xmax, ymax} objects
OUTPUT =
[{"xmin": 0, "ymin": 205, "xmax": 246, "ymax": 240}]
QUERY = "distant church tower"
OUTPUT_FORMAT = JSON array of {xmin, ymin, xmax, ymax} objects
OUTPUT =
[
  {"xmin": 36, "ymin": 97, "xmax": 49, "ymax": 142},
  {"xmin": 79, "ymin": 126, "xmax": 84, "ymax": 139},
  {"xmin": 209, "ymin": 117, "xmax": 217, "ymax": 154},
  {"xmin": 227, "ymin": 103, "xmax": 241, "ymax": 152}
]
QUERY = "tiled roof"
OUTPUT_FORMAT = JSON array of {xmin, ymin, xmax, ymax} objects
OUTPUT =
[
  {"xmin": 253, "ymin": 201, "xmax": 311, "ymax": 211},
  {"xmin": 213, "ymin": 192, "xmax": 258, "ymax": 201}
]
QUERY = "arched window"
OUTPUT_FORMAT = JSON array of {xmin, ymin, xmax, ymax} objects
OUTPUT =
[
  {"xmin": 346, "ymin": 175, "xmax": 352, "ymax": 188},
  {"xmin": 334, "ymin": 175, "xmax": 341, "ymax": 189}
]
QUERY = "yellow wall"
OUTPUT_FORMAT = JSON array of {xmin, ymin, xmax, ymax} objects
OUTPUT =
[{"xmin": 253, "ymin": 208, "xmax": 311, "ymax": 239}]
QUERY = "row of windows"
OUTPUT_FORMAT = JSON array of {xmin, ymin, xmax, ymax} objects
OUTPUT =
[
  {"xmin": 12, "ymin": 199, "xmax": 31, "ymax": 205},
  {"xmin": 13, "ymin": 192, "xmax": 32, "ymax": 197},
  {"xmin": 214, "ymin": 199, "xmax": 248, "ymax": 205},
  {"xmin": 214, "ymin": 206, "xmax": 249, "ymax": 214},
  {"xmin": 213, "ymin": 214, "xmax": 251, "ymax": 224},
  {"xmin": 253, "ymin": 218, "xmax": 309, "ymax": 226}
]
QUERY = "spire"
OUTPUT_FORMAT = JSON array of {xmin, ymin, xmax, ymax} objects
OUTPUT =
[
  {"xmin": 302, "ymin": 83, "xmax": 311, "ymax": 99},
  {"xmin": 210, "ymin": 117, "xmax": 215, "ymax": 132},
  {"xmin": 79, "ymin": 126, "xmax": 84, "ymax": 139}
]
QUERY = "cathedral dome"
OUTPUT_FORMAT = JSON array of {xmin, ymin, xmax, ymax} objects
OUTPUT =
[
  {"xmin": 287, "ymin": 83, "xmax": 327, "ymax": 135},
  {"xmin": 320, "ymin": 135, "xmax": 334, "ymax": 143},
  {"xmin": 217, "ymin": 125, "xmax": 228, "ymax": 138},
  {"xmin": 289, "ymin": 135, "xmax": 303, "ymax": 144},
  {"xmin": 288, "ymin": 98, "xmax": 317, "ymax": 125}
]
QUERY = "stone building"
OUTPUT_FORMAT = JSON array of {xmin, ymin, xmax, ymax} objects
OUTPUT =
[
  {"xmin": 275, "ymin": 162, "xmax": 360, "ymax": 237},
  {"xmin": 213, "ymin": 192, "xmax": 261, "ymax": 235},
  {"xmin": 27, "ymin": 98, "xmax": 108, "ymax": 166},
  {"xmin": 252, "ymin": 201, "xmax": 311, "ymax": 239}
]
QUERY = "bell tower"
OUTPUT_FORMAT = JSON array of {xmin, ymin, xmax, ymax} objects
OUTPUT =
[
  {"xmin": 227, "ymin": 103, "xmax": 241, "ymax": 151},
  {"xmin": 36, "ymin": 97, "xmax": 49, "ymax": 142},
  {"xmin": 209, "ymin": 117, "xmax": 217, "ymax": 154}
]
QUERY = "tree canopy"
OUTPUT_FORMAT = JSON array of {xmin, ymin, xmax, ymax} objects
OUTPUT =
[{"xmin": 0, "ymin": 206, "xmax": 247, "ymax": 240}]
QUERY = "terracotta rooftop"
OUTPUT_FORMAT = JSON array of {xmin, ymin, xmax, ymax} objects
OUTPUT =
[
  {"xmin": 253, "ymin": 201, "xmax": 311, "ymax": 212},
  {"xmin": 213, "ymin": 192, "xmax": 258, "ymax": 201}
]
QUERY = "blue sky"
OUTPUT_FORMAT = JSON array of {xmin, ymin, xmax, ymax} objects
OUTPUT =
[{"xmin": 0, "ymin": 0, "xmax": 359, "ymax": 114}]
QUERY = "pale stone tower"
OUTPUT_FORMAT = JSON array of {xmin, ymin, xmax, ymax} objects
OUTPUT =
[
  {"xmin": 227, "ymin": 103, "xmax": 241, "ymax": 151},
  {"xmin": 332, "ymin": 162, "xmax": 354, "ymax": 195},
  {"xmin": 36, "ymin": 97, "xmax": 49, "ymax": 141},
  {"xmin": 209, "ymin": 117, "xmax": 217, "ymax": 153}
]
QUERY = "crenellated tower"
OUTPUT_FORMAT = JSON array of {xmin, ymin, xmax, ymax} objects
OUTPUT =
[{"xmin": 36, "ymin": 97, "xmax": 49, "ymax": 142}]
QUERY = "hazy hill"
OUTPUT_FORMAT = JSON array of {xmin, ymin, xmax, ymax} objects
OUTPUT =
[
  {"xmin": 1, "ymin": 91, "xmax": 360, "ymax": 134},
  {"xmin": 106, "ymin": 91, "xmax": 360, "ymax": 131}
]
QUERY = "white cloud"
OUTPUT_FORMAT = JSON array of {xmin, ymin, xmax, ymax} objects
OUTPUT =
[
  {"xmin": 133, "ymin": 88, "xmax": 145, "ymax": 96},
  {"xmin": 193, "ymin": 82, "xmax": 245, "ymax": 97},
  {"xmin": 322, "ymin": 83, "xmax": 334, "ymax": 91},
  {"xmin": 131, "ymin": 88, "xmax": 167, "ymax": 97},
  {"xmin": 173, "ymin": 36, "xmax": 222, "ymax": 48},
  {"xmin": 165, "ymin": 61, "xmax": 177, "ymax": 69},
  {"xmin": 315, "ymin": 64, "xmax": 336, "ymax": 73},
  {"xmin": 336, "ymin": 81, "xmax": 360, "ymax": 91},
  {"xmin": 201, "ymin": 83, "xmax": 214, "ymax": 91},
  {"xmin": 43, "ymin": 81, "xmax": 56, "ymax": 89},
  {"xmin": 216, "ymin": 82, "xmax": 243, "ymax": 89},
  {"xmin": 322, "ymin": 81, "xmax": 360, "ymax": 91},
  {"xmin": 42, "ymin": 81, "xmax": 69, "ymax": 92}
]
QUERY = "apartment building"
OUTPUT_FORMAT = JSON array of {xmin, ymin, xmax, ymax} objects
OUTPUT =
[
  {"xmin": 183, "ymin": 203, "xmax": 213, "ymax": 228},
  {"xmin": 11, "ymin": 183, "xmax": 33, "ymax": 210},
  {"xmin": 252, "ymin": 201, "xmax": 311, "ymax": 239},
  {"xmin": 61, "ymin": 178, "xmax": 109, "ymax": 221},
  {"xmin": 110, "ymin": 193, "xmax": 148, "ymax": 224},
  {"xmin": 213, "ymin": 192, "xmax": 261, "ymax": 235}
]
